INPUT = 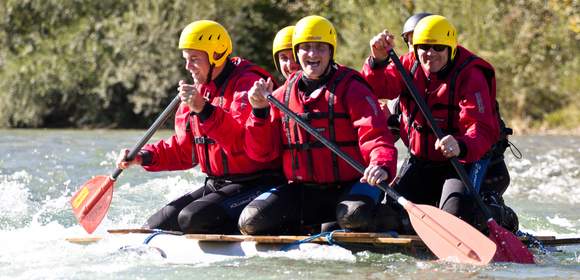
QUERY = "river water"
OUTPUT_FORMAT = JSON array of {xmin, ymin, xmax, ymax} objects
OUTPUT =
[{"xmin": 0, "ymin": 129, "xmax": 578, "ymax": 279}]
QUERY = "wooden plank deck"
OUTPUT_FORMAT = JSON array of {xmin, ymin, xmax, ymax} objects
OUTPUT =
[{"xmin": 66, "ymin": 228, "xmax": 580, "ymax": 248}]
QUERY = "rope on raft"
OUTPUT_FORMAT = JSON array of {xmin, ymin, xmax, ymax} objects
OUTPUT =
[{"xmin": 280, "ymin": 229, "xmax": 400, "ymax": 251}]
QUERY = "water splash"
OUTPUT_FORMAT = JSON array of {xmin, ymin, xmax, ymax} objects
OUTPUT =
[
  {"xmin": 507, "ymin": 148, "xmax": 580, "ymax": 205},
  {"xmin": 0, "ymin": 171, "xmax": 32, "ymax": 228}
]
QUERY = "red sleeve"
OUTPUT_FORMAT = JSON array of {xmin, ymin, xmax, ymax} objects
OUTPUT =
[
  {"xmin": 141, "ymin": 104, "xmax": 197, "ymax": 171},
  {"xmin": 199, "ymin": 71, "xmax": 259, "ymax": 156},
  {"xmin": 360, "ymin": 55, "xmax": 409, "ymax": 100},
  {"xmin": 455, "ymin": 68, "xmax": 498, "ymax": 162},
  {"xmin": 244, "ymin": 87, "xmax": 284, "ymax": 163},
  {"xmin": 345, "ymin": 79, "xmax": 398, "ymax": 179}
]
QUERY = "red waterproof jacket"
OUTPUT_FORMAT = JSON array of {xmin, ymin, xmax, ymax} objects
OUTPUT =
[
  {"xmin": 246, "ymin": 64, "xmax": 397, "ymax": 184},
  {"xmin": 361, "ymin": 46, "xmax": 499, "ymax": 163},
  {"xmin": 141, "ymin": 57, "xmax": 280, "ymax": 177}
]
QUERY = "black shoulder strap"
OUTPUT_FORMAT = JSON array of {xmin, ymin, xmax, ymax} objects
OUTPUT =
[
  {"xmin": 447, "ymin": 55, "xmax": 478, "ymax": 134},
  {"xmin": 284, "ymin": 74, "xmax": 301, "ymax": 175},
  {"xmin": 327, "ymin": 68, "xmax": 353, "ymax": 183},
  {"xmin": 404, "ymin": 59, "xmax": 422, "ymax": 143},
  {"xmin": 219, "ymin": 64, "xmax": 251, "ymax": 97}
]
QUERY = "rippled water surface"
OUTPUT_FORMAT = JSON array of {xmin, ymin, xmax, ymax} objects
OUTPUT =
[{"xmin": 0, "ymin": 130, "xmax": 578, "ymax": 279}]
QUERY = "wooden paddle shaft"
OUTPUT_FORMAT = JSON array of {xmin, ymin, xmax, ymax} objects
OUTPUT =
[
  {"xmin": 110, "ymin": 95, "xmax": 182, "ymax": 180},
  {"xmin": 387, "ymin": 49, "xmax": 493, "ymax": 219}
]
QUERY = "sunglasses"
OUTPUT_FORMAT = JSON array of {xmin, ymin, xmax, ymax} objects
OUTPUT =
[{"xmin": 417, "ymin": 44, "xmax": 447, "ymax": 52}]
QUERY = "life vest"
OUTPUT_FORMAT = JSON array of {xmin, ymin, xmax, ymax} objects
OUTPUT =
[
  {"xmin": 280, "ymin": 65, "xmax": 372, "ymax": 184},
  {"xmin": 399, "ymin": 46, "xmax": 500, "ymax": 161},
  {"xmin": 186, "ymin": 57, "xmax": 277, "ymax": 177}
]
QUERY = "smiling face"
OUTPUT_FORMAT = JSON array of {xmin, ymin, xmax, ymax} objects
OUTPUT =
[
  {"xmin": 416, "ymin": 45, "xmax": 449, "ymax": 73},
  {"xmin": 296, "ymin": 42, "xmax": 331, "ymax": 80},
  {"xmin": 182, "ymin": 49, "xmax": 211, "ymax": 84},
  {"xmin": 277, "ymin": 49, "xmax": 300, "ymax": 79}
]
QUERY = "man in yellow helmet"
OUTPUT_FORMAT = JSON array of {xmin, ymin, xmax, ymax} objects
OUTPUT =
[
  {"xmin": 361, "ymin": 15, "xmax": 518, "ymax": 233},
  {"xmin": 380, "ymin": 12, "xmax": 433, "ymax": 141},
  {"xmin": 272, "ymin": 26, "xmax": 300, "ymax": 80},
  {"xmin": 115, "ymin": 20, "xmax": 284, "ymax": 234},
  {"xmin": 238, "ymin": 15, "xmax": 397, "ymax": 235}
]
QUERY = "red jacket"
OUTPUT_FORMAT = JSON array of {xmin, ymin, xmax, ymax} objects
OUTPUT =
[
  {"xmin": 246, "ymin": 64, "xmax": 397, "ymax": 184},
  {"xmin": 141, "ymin": 57, "xmax": 280, "ymax": 177},
  {"xmin": 361, "ymin": 46, "xmax": 499, "ymax": 163}
]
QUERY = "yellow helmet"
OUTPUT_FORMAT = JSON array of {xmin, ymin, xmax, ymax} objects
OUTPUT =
[
  {"xmin": 178, "ymin": 20, "xmax": 233, "ymax": 67},
  {"xmin": 413, "ymin": 15, "xmax": 457, "ymax": 60},
  {"xmin": 272, "ymin": 26, "xmax": 295, "ymax": 71},
  {"xmin": 292, "ymin": 15, "xmax": 337, "ymax": 60}
]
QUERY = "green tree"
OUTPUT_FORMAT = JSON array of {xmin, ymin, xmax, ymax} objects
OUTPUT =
[{"xmin": 0, "ymin": 0, "xmax": 577, "ymax": 132}]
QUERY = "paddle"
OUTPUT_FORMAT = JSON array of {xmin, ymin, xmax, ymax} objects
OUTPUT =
[
  {"xmin": 387, "ymin": 49, "xmax": 534, "ymax": 264},
  {"xmin": 265, "ymin": 94, "xmax": 496, "ymax": 265},
  {"xmin": 70, "ymin": 95, "xmax": 182, "ymax": 234}
]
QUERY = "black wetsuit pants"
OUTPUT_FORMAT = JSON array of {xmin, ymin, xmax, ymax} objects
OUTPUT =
[
  {"xmin": 144, "ymin": 171, "xmax": 285, "ymax": 234},
  {"xmin": 393, "ymin": 157, "xmax": 474, "ymax": 221},
  {"xmin": 238, "ymin": 181, "xmax": 383, "ymax": 235},
  {"xmin": 387, "ymin": 155, "xmax": 513, "ymax": 233}
]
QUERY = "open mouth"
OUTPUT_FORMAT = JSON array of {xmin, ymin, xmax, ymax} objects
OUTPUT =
[{"xmin": 305, "ymin": 60, "xmax": 321, "ymax": 69}]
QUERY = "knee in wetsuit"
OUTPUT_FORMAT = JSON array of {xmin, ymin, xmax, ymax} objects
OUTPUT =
[
  {"xmin": 238, "ymin": 189, "xmax": 287, "ymax": 235},
  {"xmin": 336, "ymin": 182, "xmax": 382, "ymax": 231},
  {"xmin": 482, "ymin": 159, "xmax": 510, "ymax": 195},
  {"xmin": 238, "ymin": 204, "xmax": 265, "ymax": 235},
  {"xmin": 177, "ymin": 200, "xmax": 235, "ymax": 234},
  {"xmin": 470, "ymin": 191, "xmax": 519, "ymax": 234},
  {"xmin": 479, "ymin": 191, "xmax": 519, "ymax": 233}
]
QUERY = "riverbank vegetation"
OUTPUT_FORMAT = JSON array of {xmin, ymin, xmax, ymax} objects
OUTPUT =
[{"xmin": 0, "ymin": 0, "xmax": 578, "ymax": 133}]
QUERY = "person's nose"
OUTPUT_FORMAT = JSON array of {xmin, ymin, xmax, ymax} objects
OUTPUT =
[
  {"xmin": 185, "ymin": 60, "xmax": 194, "ymax": 71},
  {"xmin": 305, "ymin": 47, "xmax": 319, "ymax": 57}
]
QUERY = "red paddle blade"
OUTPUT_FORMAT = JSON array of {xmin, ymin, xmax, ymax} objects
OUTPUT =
[
  {"xmin": 402, "ymin": 200, "xmax": 496, "ymax": 265},
  {"xmin": 488, "ymin": 219, "xmax": 535, "ymax": 263},
  {"xmin": 70, "ymin": 175, "xmax": 115, "ymax": 234}
]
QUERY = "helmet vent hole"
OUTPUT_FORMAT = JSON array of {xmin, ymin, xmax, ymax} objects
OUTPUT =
[
  {"xmin": 198, "ymin": 35, "xmax": 203, "ymax": 41},
  {"xmin": 217, "ymin": 34, "xmax": 221, "ymax": 40},
  {"xmin": 209, "ymin": 34, "xmax": 213, "ymax": 40}
]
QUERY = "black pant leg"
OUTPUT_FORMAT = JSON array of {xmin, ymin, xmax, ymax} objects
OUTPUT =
[
  {"xmin": 481, "ymin": 159, "xmax": 510, "ymax": 196},
  {"xmin": 178, "ymin": 174, "xmax": 284, "ymax": 234},
  {"xmin": 143, "ymin": 186, "xmax": 206, "ymax": 231},
  {"xmin": 238, "ymin": 183, "xmax": 302, "ymax": 235}
]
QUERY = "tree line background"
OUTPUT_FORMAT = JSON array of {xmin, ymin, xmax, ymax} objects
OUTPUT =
[{"xmin": 0, "ymin": 0, "xmax": 578, "ymax": 133}]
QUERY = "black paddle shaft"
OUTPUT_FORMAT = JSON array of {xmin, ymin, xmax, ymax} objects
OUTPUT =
[
  {"xmin": 266, "ymin": 95, "xmax": 402, "ymax": 201},
  {"xmin": 110, "ymin": 95, "xmax": 182, "ymax": 180},
  {"xmin": 387, "ymin": 49, "xmax": 493, "ymax": 219}
]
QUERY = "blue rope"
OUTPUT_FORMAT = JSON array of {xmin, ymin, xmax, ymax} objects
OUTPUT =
[
  {"xmin": 143, "ymin": 230, "xmax": 165, "ymax": 245},
  {"xmin": 118, "ymin": 229, "xmax": 178, "ymax": 258},
  {"xmin": 324, "ymin": 229, "xmax": 350, "ymax": 246},
  {"xmin": 280, "ymin": 230, "xmax": 400, "ymax": 251},
  {"xmin": 516, "ymin": 230, "xmax": 549, "ymax": 254},
  {"xmin": 281, "ymin": 230, "xmax": 349, "ymax": 251},
  {"xmin": 142, "ymin": 229, "xmax": 183, "ymax": 244}
]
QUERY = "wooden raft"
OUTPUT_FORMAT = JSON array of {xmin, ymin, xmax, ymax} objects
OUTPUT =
[{"xmin": 66, "ymin": 228, "xmax": 580, "ymax": 248}]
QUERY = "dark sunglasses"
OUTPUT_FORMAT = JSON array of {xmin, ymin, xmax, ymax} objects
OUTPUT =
[{"xmin": 417, "ymin": 44, "xmax": 447, "ymax": 52}]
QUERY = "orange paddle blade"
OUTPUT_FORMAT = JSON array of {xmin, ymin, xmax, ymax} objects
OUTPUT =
[
  {"xmin": 402, "ymin": 200, "xmax": 496, "ymax": 265},
  {"xmin": 70, "ymin": 175, "xmax": 115, "ymax": 234},
  {"xmin": 488, "ymin": 220, "xmax": 535, "ymax": 263}
]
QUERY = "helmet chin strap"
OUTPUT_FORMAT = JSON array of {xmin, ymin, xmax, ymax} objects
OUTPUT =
[
  {"xmin": 205, "ymin": 64, "xmax": 215, "ymax": 84},
  {"xmin": 324, "ymin": 59, "xmax": 335, "ymax": 76}
]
